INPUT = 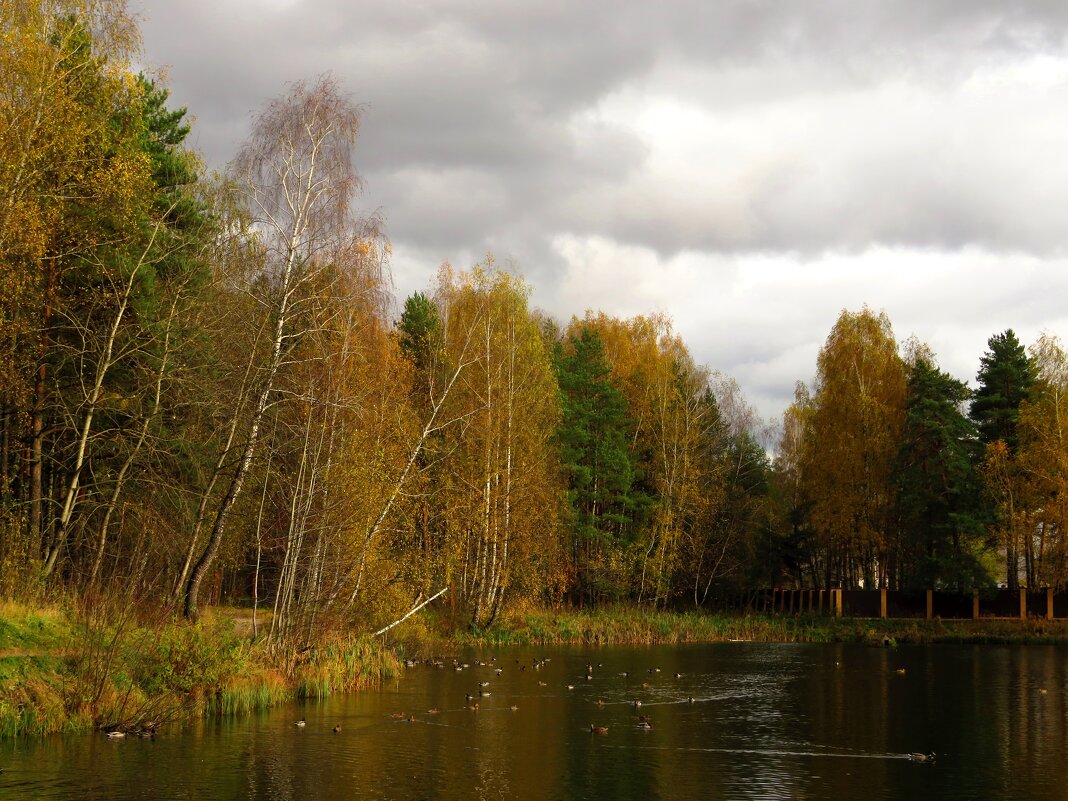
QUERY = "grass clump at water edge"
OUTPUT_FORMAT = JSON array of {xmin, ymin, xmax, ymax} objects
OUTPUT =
[{"xmin": 0, "ymin": 602, "xmax": 400, "ymax": 738}]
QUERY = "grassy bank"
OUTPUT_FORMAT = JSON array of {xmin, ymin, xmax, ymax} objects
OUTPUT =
[
  {"xmin": 6, "ymin": 600, "xmax": 1067, "ymax": 738},
  {"xmin": 448, "ymin": 606, "xmax": 1068, "ymax": 649},
  {"xmin": 0, "ymin": 601, "xmax": 400, "ymax": 738}
]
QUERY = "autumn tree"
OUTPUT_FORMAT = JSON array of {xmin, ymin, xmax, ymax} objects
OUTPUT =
[
  {"xmin": 1016, "ymin": 334, "xmax": 1068, "ymax": 588},
  {"xmin": 182, "ymin": 75, "xmax": 373, "ymax": 620},
  {"xmin": 801, "ymin": 307, "xmax": 906, "ymax": 589},
  {"xmin": 429, "ymin": 264, "xmax": 561, "ymax": 629}
]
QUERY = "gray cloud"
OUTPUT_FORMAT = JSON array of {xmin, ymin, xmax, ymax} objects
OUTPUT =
[{"xmin": 137, "ymin": 0, "xmax": 1068, "ymax": 421}]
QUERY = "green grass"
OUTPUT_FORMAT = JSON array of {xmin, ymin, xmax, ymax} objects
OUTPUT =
[{"xmin": 0, "ymin": 601, "xmax": 71, "ymax": 653}]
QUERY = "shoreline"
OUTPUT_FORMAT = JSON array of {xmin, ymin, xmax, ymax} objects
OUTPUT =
[{"xmin": 4, "ymin": 602, "xmax": 1067, "ymax": 739}]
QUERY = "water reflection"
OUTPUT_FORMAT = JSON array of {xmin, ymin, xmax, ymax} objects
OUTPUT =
[{"xmin": 2, "ymin": 642, "xmax": 1066, "ymax": 800}]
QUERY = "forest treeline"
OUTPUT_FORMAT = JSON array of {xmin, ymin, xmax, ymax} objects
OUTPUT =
[{"xmin": 3, "ymin": 2, "xmax": 1067, "ymax": 648}]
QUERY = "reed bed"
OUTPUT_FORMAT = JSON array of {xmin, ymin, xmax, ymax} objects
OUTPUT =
[
  {"xmin": 0, "ymin": 604, "xmax": 399, "ymax": 739},
  {"xmin": 457, "ymin": 607, "xmax": 1068, "ymax": 648}
]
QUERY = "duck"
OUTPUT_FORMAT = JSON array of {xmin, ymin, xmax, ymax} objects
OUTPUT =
[
  {"xmin": 566, "ymin": 685, "xmax": 575, "ymax": 690},
  {"xmin": 596, "ymin": 699, "xmax": 606, "ymax": 706},
  {"xmin": 510, "ymin": 705, "xmax": 519, "ymax": 711},
  {"xmin": 479, "ymin": 690, "xmax": 491, "ymax": 697},
  {"xmin": 895, "ymin": 668, "xmax": 907, "ymax": 675},
  {"xmin": 1039, "ymin": 688, "xmax": 1048, "ymax": 695},
  {"xmin": 479, "ymin": 681, "xmax": 490, "ymax": 687},
  {"xmin": 294, "ymin": 719, "xmax": 306, "ymax": 728},
  {"xmin": 427, "ymin": 708, "xmax": 439, "ymax": 715},
  {"xmin": 632, "ymin": 700, "xmax": 642, "ymax": 708},
  {"xmin": 637, "ymin": 721, "xmax": 653, "ymax": 731},
  {"xmin": 687, "ymin": 696, "xmax": 696, "ymax": 704},
  {"xmin": 333, "ymin": 724, "xmax": 342, "ymax": 734},
  {"xmin": 390, "ymin": 712, "xmax": 407, "ymax": 720},
  {"xmin": 106, "ymin": 730, "xmax": 126, "ymax": 739},
  {"xmin": 641, "ymin": 681, "xmax": 650, "ymax": 689},
  {"xmin": 908, "ymin": 752, "xmax": 935, "ymax": 763},
  {"xmin": 467, "ymin": 702, "xmax": 480, "ymax": 711},
  {"xmin": 538, "ymin": 681, "xmax": 547, "ymax": 687},
  {"xmin": 495, "ymin": 668, "xmax": 503, "ymax": 676},
  {"xmin": 590, "ymin": 723, "xmax": 609, "ymax": 734},
  {"xmin": 673, "ymin": 672, "xmax": 682, "ymax": 679}
]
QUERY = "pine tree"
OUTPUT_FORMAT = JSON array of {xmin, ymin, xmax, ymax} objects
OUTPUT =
[
  {"xmin": 971, "ymin": 329, "xmax": 1036, "ymax": 451},
  {"xmin": 555, "ymin": 327, "xmax": 645, "ymax": 602},
  {"xmin": 895, "ymin": 359, "xmax": 988, "ymax": 590}
]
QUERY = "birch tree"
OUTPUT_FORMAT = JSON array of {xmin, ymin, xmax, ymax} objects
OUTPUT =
[{"xmin": 183, "ymin": 75, "xmax": 371, "ymax": 620}]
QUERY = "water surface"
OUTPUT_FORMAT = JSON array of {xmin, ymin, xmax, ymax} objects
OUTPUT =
[{"xmin": 2, "ymin": 642, "xmax": 1065, "ymax": 800}]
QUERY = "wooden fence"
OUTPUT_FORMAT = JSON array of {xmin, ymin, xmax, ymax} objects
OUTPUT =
[{"xmin": 757, "ymin": 587, "xmax": 1068, "ymax": 620}]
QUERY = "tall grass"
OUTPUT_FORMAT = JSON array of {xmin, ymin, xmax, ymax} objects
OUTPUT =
[
  {"xmin": 0, "ymin": 602, "xmax": 401, "ymax": 739},
  {"xmin": 294, "ymin": 637, "xmax": 401, "ymax": 700},
  {"xmin": 457, "ymin": 606, "xmax": 1068, "ymax": 648}
]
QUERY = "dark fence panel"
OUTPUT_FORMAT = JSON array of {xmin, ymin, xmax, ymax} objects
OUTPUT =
[
  {"xmin": 1056, "ymin": 592, "xmax": 1068, "ymax": 618},
  {"xmin": 886, "ymin": 591, "xmax": 926, "ymax": 618},
  {"xmin": 841, "ymin": 590, "xmax": 880, "ymax": 617},
  {"xmin": 982, "ymin": 589, "xmax": 1022, "ymax": 618},
  {"xmin": 1027, "ymin": 592, "xmax": 1048, "ymax": 619},
  {"xmin": 932, "ymin": 591, "xmax": 972, "ymax": 619}
]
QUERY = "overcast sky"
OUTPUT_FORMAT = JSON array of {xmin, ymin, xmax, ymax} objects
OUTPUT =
[{"xmin": 135, "ymin": 1, "xmax": 1068, "ymax": 425}]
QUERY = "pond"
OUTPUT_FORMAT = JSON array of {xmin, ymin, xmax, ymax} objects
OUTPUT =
[{"xmin": 2, "ymin": 642, "xmax": 1066, "ymax": 800}]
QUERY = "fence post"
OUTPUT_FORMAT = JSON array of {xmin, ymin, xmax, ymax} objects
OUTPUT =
[
  {"xmin": 1048, "ymin": 587, "xmax": 1054, "ymax": 621},
  {"xmin": 972, "ymin": 589, "xmax": 979, "ymax": 620},
  {"xmin": 819, "ymin": 589, "xmax": 824, "ymax": 613},
  {"xmin": 926, "ymin": 589, "xmax": 933, "ymax": 620},
  {"xmin": 1020, "ymin": 588, "xmax": 1027, "ymax": 621},
  {"xmin": 835, "ymin": 588, "xmax": 843, "ymax": 617},
  {"xmin": 880, "ymin": 588, "xmax": 887, "ymax": 619}
]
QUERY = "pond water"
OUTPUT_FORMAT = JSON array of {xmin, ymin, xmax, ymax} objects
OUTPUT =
[{"xmin": 2, "ymin": 642, "xmax": 1066, "ymax": 800}]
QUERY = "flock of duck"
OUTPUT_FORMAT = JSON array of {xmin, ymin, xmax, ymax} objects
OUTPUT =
[
  {"xmin": 284, "ymin": 654, "xmax": 941, "ymax": 765},
  {"xmin": 289, "ymin": 656, "xmax": 696, "ymax": 737}
]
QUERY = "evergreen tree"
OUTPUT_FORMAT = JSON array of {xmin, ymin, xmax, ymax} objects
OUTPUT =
[
  {"xmin": 971, "ymin": 329, "xmax": 1037, "ymax": 590},
  {"xmin": 971, "ymin": 329, "xmax": 1036, "ymax": 451},
  {"xmin": 554, "ymin": 327, "xmax": 646, "ymax": 602},
  {"xmin": 398, "ymin": 291, "xmax": 439, "ymax": 373},
  {"xmin": 895, "ymin": 359, "xmax": 988, "ymax": 590}
]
